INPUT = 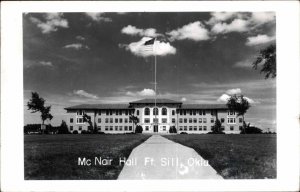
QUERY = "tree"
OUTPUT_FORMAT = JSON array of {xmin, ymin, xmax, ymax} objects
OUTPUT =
[
  {"xmin": 169, "ymin": 126, "xmax": 177, "ymax": 133},
  {"xmin": 129, "ymin": 114, "xmax": 139, "ymax": 133},
  {"xmin": 227, "ymin": 94, "xmax": 250, "ymax": 133},
  {"xmin": 58, "ymin": 120, "xmax": 70, "ymax": 134},
  {"xmin": 82, "ymin": 114, "xmax": 95, "ymax": 133},
  {"xmin": 135, "ymin": 125, "xmax": 143, "ymax": 133},
  {"xmin": 253, "ymin": 44, "xmax": 276, "ymax": 79},
  {"xmin": 211, "ymin": 119, "xmax": 223, "ymax": 134},
  {"xmin": 27, "ymin": 92, "xmax": 53, "ymax": 133}
]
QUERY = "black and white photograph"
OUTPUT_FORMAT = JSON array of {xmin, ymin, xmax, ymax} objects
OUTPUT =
[
  {"xmin": 1, "ymin": 1, "xmax": 299, "ymax": 192},
  {"xmin": 23, "ymin": 11, "xmax": 276, "ymax": 180}
]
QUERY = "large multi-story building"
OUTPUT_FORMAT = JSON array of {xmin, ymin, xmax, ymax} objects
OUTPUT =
[{"xmin": 64, "ymin": 98, "xmax": 243, "ymax": 134}]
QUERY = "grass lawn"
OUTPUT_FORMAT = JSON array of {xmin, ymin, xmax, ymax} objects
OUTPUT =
[
  {"xmin": 24, "ymin": 134, "xmax": 150, "ymax": 180},
  {"xmin": 164, "ymin": 134, "xmax": 276, "ymax": 179}
]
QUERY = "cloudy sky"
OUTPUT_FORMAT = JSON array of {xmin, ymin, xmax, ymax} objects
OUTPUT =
[{"xmin": 23, "ymin": 12, "xmax": 276, "ymax": 131}]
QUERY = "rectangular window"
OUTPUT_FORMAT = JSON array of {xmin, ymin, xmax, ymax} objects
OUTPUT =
[
  {"xmin": 199, "ymin": 110, "xmax": 202, "ymax": 115},
  {"xmin": 110, "ymin": 118, "xmax": 113, "ymax": 123},
  {"xmin": 145, "ymin": 126, "xmax": 149, "ymax": 131},
  {"xmin": 203, "ymin": 110, "xmax": 206, "ymax": 115},
  {"xmin": 239, "ymin": 118, "xmax": 243, "ymax": 123},
  {"xmin": 125, "ymin": 118, "xmax": 128, "ymax": 123},
  {"xmin": 116, "ymin": 110, "xmax": 119, "ymax": 115},
  {"xmin": 125, "ymin": 126, "xmax": 128, "ymax": 131},
  {"xmin": 125, "ymin": 110, "xmax": 128, "ymax": 115},
  {"xmin": 228, "ymin": 110, "xmax": 235, "ymax": 115},
  {"xmin": 184, "ymin": 118, "xmax": 187, "ymax": 123},
  {"xmin": 105, "ymin": 126, "xmax": 108, "ymax": 131},
  {"xmin": 109, "ymin": 110, "xmax": 112, "ymax": 116},
  {"xmin": 211, "ymin": 118, "xmax": 214, "ymax": 123},
  {"xmin": 228, "ymin": 118, "xmax": 236, "ymax": 124},
  {"xmin": 172, "ymin": 110, "xmax": 175, "ymax": 116},
  {"xmin": 98, "ymin": 118, "xmax": 101, "ymax": 123},
  {"xmin": 203, "ymin": 126, "xmax": 207, "ymax": 131},
  {"xmin": 203, "ymin": 118, "xmax": 207, "ymax": 123},
  {"xmin": 70, "ymin": 126, "xmax": 73, "ymax": 130},
  {"xmin": 144, "ymin": 118, "xmax": 150, "ymax": 123},
  {"xmin": 199, "ymin": 118, "xmax": 202, "ymax": 123},
  {"xmin": 163, "ymin": 126, "xmax": 166, "ymax": 131},
  {"xmin": 184, "ymin": 110, "xmax": 186, "ymax": 115},
  {"xmin": 76, "ymin": 117, "xmax": 83, "ymax": 124},
  {"xmin": 119, "ymin": 110, "xmax": 122, "ymax": 115},
  {"xmin": 184, "ymin": 126, "xmax": 187, "ymax": 131},
  {"xmin": 193, "ymin": 110, "xmax": 196, "ymax": 115},
  {"xmin": 189, "ymin": 126, "xmax": 193, "ymax": 131},
  {"xmin": 115, "ymin": 118, "xmax": 118, "ymax": 123},
  {"xmin": 129, "ymin": 118, "xmax": 132, "ymax": 123},
  {"xmin": 106, "ymin": 110, "xmax": 109, "ymax": 116},
  {"xmin": 105, "ymin": 118, "xmax": 109, "ymax": 123},
  {"xmin": 194, "ymin": 126, "xmax": 197, "ymax": 131},
  {"xmin": 78, "ymin": 126, "xmax": 82, "ymax": 130},
  {"xmin": 162, "ymin": 118, "xmax": 167, "ymax": 123},
  {"xmin": 98, "ymin": 126, "xmax": 101, "ymax": 131},
  {"xmin": 199, "ymin": 126, "xmax": 202, "ymax": 131},
  {"xmin": 189, "ymin": 118, "xmax": 192, "ymax": 123},
  {"xmin": 180, "ymin": 110, "xmax": 183, "ymax": 115},
  {"xmin": 172, "ymin": 118, "xmax": 176, "ymax": 123},
  {"xmin": 179, "ymin": 126, "xmax": 183, "ymax": 131},
  {"xmin": 189, "ymin": 110, "xmax": 192, "ymax": 115},
  {"xmin": 153, "ymin": 118, "xmax": 159, "ymax": 123},
  {"xmin": 221, "ymin": 118, "xmax": 225, "ymax": 123},
  {"xmin": 110, "ymin": 126, "xmax": 113, "ymax": 131},
  {"xmin": 221, "ymin": 126, "xmax": 225, "ymax": 131},
  {"xmin": 70, "ymin": 118, "xmax": 73, "ymax": 123},
  {"xmin": 77, "ymin": 110, "xmax": 84, "ymax": 116},
  {"xmin": 230, "ymin": 126, "xmax": 234, "ymax": 131},
  {"xmin": 129, "ymin": 126, "xmax": 132, "ymax": 131},
  {"xmin": 115, "ymin": 126, "xmax": 118, "ymax": 131},
  {"xmin": 179, "ymin": 118, "xmax": 183, "ymax": 123},
  {"xmin": 119, "ymin": 126, "xmax": 123, "ymax": 131},
  {"xmin": 119, "ymin": 118, "xmax": 123, "ymax": 123},
  {"xmin": 193, "ymin": 118, "xmax": 197, "ymax": 123}
]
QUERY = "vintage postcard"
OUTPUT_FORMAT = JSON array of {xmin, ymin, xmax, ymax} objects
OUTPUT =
[{"xmin": 1, "ymin": 1, "xmax": 299, "ymax": 192}]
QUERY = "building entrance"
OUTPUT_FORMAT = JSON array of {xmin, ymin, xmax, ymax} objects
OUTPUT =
[{"xmin": 154, "ymin": 125, "xmax": 158, "ymax": 132}]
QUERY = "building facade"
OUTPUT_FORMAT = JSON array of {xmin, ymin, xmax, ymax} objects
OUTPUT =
[{"xmin": 65, "ymin": 99, "xmax": 243, "ymax": 134}]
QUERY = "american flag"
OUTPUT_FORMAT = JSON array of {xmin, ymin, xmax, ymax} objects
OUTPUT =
[{"xmin": 142, "ymin": 38, "xmax": 155, "ymax": 52}]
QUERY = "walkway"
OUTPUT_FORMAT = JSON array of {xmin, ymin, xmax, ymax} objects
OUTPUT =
[{"xmin": 118, "ymin": 135, "xmax": 223, "ymax": 179}]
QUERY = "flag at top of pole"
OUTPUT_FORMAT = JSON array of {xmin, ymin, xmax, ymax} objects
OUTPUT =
[{"xmin": 142, "ymin": 37, "xmax": 156, "ymax": 53}]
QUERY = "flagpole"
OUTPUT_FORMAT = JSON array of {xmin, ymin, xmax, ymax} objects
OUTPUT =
[{"xmin": 154, "ymin": 38, "xmax": 157, "ymax": 130}]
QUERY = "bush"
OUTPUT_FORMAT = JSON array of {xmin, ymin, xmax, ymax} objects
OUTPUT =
[
  {"xmin": 241, "ymin": 126, "xmax": 263, "ymax": 134},
  {"xmin": 72, "ymin": 130, "xmax": 78, "ymax": 134},
  {"xmin": 180, "ymin": 132, "xmax": 188, "ymax": 134},
  {"xmin": 207, "ymin": 131, "xmax": 225, "ymax": 134},
  {"xmin": 97, "ymin": 131, "xmax": 105, "ymax": 134},
  {"xmin": 24, "ymin": 124, "xmax": 41, "ymax": 134},
  {"xmin": 81, "ymin": 130, "xmax": 89, "ymax": 134},
  {"xmin": 135, "ymin": 125, "xmax": 143, "ymax": 133},
  {"xmin": 169, "ymin": 126, "xmax": 177, "ymax": 133}
]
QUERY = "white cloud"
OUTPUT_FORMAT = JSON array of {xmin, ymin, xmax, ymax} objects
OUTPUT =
[
  {"xmin": 73, "ymin": 90, "xmax": 98, "ymax": 99},
  {"xmin": 63, "ymin": 43, "xmax": 89, "ymax": 50},
  {"xmin": 251, "ymin": 12, "xmax": 275, "ymax": 25},
  {"xmin": 30, "ymin": 13, "xmax": 68, "ymax": 34},
  {"xmin": 85, "ymin": 13, "xmax": 112, "ymax": 22},
  {"xmin": 226, "ymin": 88, "xmax": 242, "ymax": 95},
  {"xmin": 217, "ymin": 94, "xmax": 231, "ymax": 103},
  {"xmin": 121, "ymin": 25, "xmax": 160, "ymax": 37},
  {"xmin": 76, "ymin": 36, "xmax": 85, "ymax": 41},
  {"xmin": 233, "ymin": 58, "xmax": 253, "ymax": 68},
  {"xmin": 39, "ymin": 61, "xmax": 53, "ymax": 67},
  {"xmin": 167, "ymin": 21, "xmax": 210, "ymax": 41},
  {"xmin": 181, "ymin": 97, "xmax": 187, "ymax": 102},
  {"xmin": 246, "ymin": 34, "xmax": 275, "ymax": 46},
  {"xmin": 206, "ymin": 12, "xmax": 238, "ymax": 25},
  {"xmin": 217, "ymin": 88, "xmax": 256, "ymax": 104},
  {"xmin": 126, "ymin": 88, "xmax": 156, "ymax": 97},
  {"xmin": 124, "ymin": 37, "xmax": 176, "ymax": 57},
  {"xmin": 211, "ymin": 19, "xmax": 249, "ymax": 34}
]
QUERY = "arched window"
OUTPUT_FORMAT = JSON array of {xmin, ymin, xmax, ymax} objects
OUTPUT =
[
  {"xmin": 144, "ymin": 108, "xmax": 150, "ymax": 115},
  {"xmin": 153, "ymin": 108, "xmax": 158, "ymax": 116},
  {"xmin": 162, "ymin": 108, "xmax": 167, "ymax": 115}
]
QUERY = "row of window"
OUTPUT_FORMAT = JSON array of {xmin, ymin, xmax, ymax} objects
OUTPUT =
[
  {"xmin": 143, "ymin": 108, "xmax": 175, "ymax": 116},
  {"xmin": 179, "ymin": 126, "xmax": 242, "ymax": 131},
  {"xmin": 71, "ymin": 117, "xmax": 134, "ymax": 124},
  {"xmin": 178, "ymin": 118, "xmax": 242, "ymax": 124},
  {"xmin": 104, "ymin": 126, "xmax": 133, "ymax": 131},
  {"xmin": 144, "ymin": 126, "xmax": 167, "ymax": 131}
]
